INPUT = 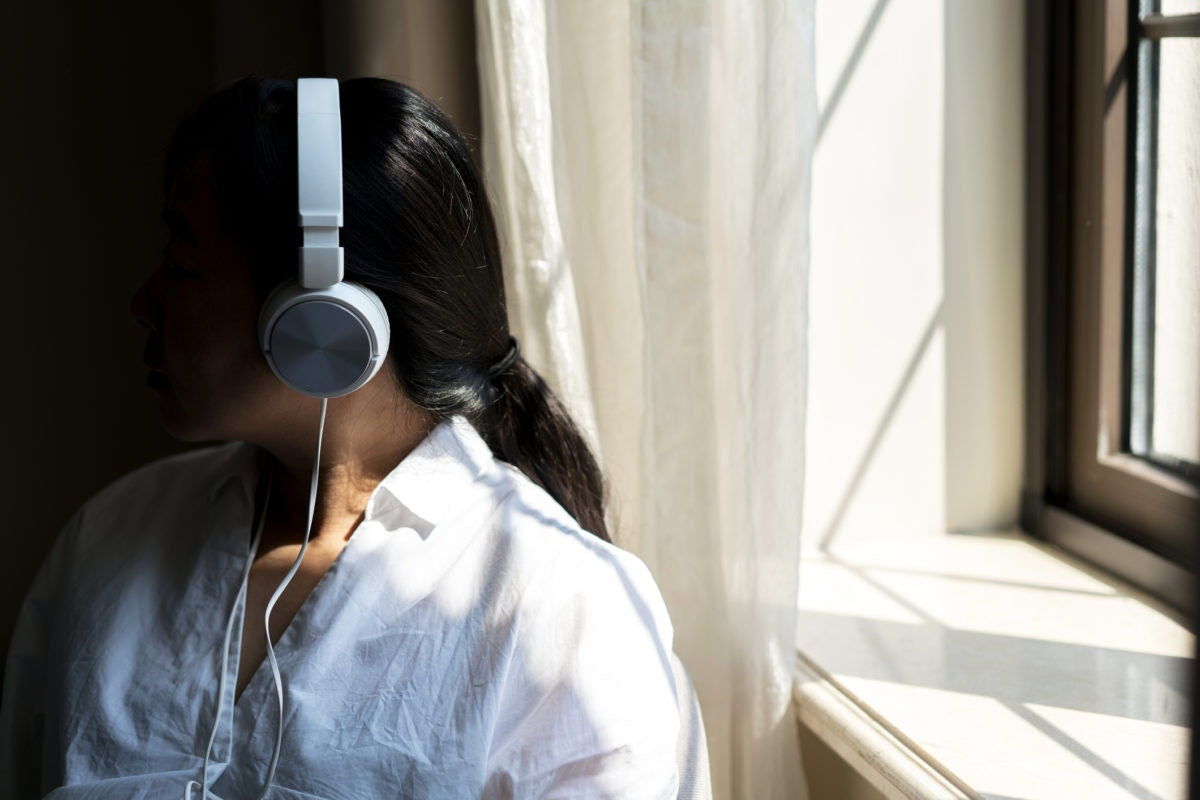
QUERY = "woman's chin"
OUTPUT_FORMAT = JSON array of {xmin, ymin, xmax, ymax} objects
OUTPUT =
[
  {"xmin": 147, "ymin": 389, "xmax": 216, "ymax": 443},
  {"xmin": 146, "ymin": 376, "xmax": 287, "ymax": 444},
  {"xmin": 155, "ymin": 411, "xmax": 211, "ymax": 443}
]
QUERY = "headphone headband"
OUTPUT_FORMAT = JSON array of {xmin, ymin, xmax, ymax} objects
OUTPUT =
[
  {"xmin": 296, "ymin": 78, "xmax": 344, "ymax": 289},
  {"xmin": 257, "ymin": 77, "xmax": 391, "ymax": 399}
]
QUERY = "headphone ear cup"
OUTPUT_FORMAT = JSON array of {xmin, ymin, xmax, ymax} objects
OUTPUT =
[{"xmin": 259, "ymin": 280, "xmax": 391, "ymax": 398}]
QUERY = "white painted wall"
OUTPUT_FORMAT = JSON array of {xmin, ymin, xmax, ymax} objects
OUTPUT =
[{"xmin": 804, "ymin": 0, "xmax": 1025, "ymax": 547}]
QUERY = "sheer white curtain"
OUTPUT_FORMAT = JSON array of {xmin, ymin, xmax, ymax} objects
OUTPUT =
[{"xmin": 475, "ymin": 2, "xmax": 814, "ymax": 798}]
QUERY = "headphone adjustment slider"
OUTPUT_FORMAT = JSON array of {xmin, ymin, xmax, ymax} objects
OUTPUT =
[{"xmin": 299, "ymin": 245, "xmax": 344, "ymax": 289}]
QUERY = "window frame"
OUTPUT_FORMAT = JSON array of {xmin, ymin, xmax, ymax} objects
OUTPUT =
[{"xmin": 1023, "ymin": 0, "xmax": 1199, "ymax": 616}]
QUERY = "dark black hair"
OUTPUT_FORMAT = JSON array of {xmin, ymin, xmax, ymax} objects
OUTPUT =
[{"xmin": 165, "ymin": 76, "xmax": 610, "ymax": 542}]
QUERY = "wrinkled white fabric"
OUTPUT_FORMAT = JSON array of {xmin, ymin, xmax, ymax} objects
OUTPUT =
[
  {"xmin": 0, "ymin": 417, "xmax": 679, "ymax": 799},
  {"xmin": 475, "ymin": 2, "xmax": 814, "ymax": 797}
]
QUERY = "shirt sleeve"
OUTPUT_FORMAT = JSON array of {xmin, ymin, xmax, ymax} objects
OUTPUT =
[
  {"xmin": 0, "ymin": 512, "xmax": 81, "ymax": 800},
  {"xmin": 482, "ymin": 544, "xmax": 680, "ymax": 800}
]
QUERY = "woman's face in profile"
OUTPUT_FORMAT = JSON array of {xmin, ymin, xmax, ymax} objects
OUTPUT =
[{"xmin": 130, "ymin": 157, "xmax": 287, "ymax": 443}]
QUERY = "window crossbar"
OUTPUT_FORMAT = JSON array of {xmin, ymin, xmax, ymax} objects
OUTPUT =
[{"xmin": 1140, "ymin": 13, "xmax": 1200, "ymax": 39}]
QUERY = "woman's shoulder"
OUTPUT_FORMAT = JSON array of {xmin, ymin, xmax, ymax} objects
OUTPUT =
[
  {"xmin": 358, "ymin": 415, "xmax": 674, "ymax": 654},
  {"xmin": 477, "ymin": 465, "xmax": 680, "ymax": 794},
  {"xmin": 418, "ymin": 418, "xmax": 670, "ymax": 640},
  {"xmin": 80, "ymin": 441, "xmax": 257, "ymax": 522},
  {"xmin": 49, "ymin": 441, "xmax": 259, "ymax": 572},
  {"xmin": 22, "ymin": 442, "xmax": 258, "ymax": 628},
  {"xmin": 489, "ymin": 460, "xmax": 674, "ymax": 646}
]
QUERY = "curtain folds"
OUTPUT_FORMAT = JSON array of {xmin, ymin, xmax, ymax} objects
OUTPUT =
[{"xmin": 475, "ymin": 2, "xmax": 814, "ymax": 797}]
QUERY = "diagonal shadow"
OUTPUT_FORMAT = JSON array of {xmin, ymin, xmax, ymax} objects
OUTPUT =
[
  {"xmin": 1105, "ymin": 45, "xmax": 1130, "ymax": 115},
  {"xmin": 800, "ymin": 557, "xmax": 1189, "ymax": 796},
  {"xmin": 817, "ymin": 0, "xmax": 891, "ymax": 144},
  {"xmin": 1007, "ymin": 702, "xmax": 1169, "ymax": 800},
  {"xmin": 798, "ymin": 610, "xmax": 1190, "ymax": 725},
  {"xmin": 843, "ymin": 562, "xmax": 1121, "ymax": 599},
  {"xmin": 816, "ymin": 303, "xmax": 944, "ymax": 550}
]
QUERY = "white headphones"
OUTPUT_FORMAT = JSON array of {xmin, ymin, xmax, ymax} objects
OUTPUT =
[{"xmin": 257, "ymin": 78, "xmax": 391, "ymax": 398}]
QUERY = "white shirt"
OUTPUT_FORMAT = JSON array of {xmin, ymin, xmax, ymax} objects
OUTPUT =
[{"xmin": 1, "ymin": 417, "xmax": 679, "ymax": 799}]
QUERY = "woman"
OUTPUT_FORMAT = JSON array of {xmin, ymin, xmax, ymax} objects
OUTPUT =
[{"xmin": 0, "ymin": 77, "xmax": 679, "ymax": 798}]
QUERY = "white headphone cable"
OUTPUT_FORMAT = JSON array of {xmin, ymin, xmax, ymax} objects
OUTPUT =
[
  {"xmin": 186, "ymin": 397, "xmax": 327, "ymax": 800},
  {"xmin": 186, "ymin": 464, "xmax": 272, "ymax": 800},
  {"xmin": 258, "ymin": 396, "xmax": 327, "ymax": 798}
]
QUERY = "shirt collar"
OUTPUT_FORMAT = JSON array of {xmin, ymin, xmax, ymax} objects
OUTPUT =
[
  {"xmin": 364, "ymin": 416, "xmax": 498, "ymax": 535},
  {"xmin": 207, "ymin": 440, "xmax": 267, "ymax": 505},
  {"xmin": 205, "ymin": 416, "xmax": 497, "ymax": 535}
]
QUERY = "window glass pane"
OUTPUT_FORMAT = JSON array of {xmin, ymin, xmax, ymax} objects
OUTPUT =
[
  {"xmin": 1159, "ymin": 1, "xmax": 1200, "ymax": 14},
  {"xmin": 1151, "ymin": 36, "xmax": 1200, "ymax": 468}
]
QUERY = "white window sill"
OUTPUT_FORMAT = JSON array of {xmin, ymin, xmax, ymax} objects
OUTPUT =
[{"xmin": 793, "ymin": 531, "xmax": 1193, "ymax": 800}]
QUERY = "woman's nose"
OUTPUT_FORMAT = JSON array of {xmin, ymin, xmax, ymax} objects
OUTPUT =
[{"xmin": 130, "ymin": 269, "xmax": 162, "ymax": 332}]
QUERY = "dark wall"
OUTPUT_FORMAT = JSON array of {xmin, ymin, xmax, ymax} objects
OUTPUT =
[{"xmin": 0, "ymin": 0, "xmax": 478, "ymax": 661}]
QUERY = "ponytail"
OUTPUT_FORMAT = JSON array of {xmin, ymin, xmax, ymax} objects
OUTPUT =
[{"xmin": 477, "ymin": 359, "xmax": 610, "ymax": 543}]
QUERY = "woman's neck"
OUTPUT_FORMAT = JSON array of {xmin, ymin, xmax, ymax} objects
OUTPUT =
[{"xmin": 255, "ymin": 376, "xmax": 434, "ymax": 548}]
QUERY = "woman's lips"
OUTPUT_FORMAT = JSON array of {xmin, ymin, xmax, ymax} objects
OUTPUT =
[
  {"xmin": 142, "ymin": 340, "xmax": 168, "ymax": 387},
  {"xmin": 142, "ymin": 338, "xmax": 165, "ymax": 372}
]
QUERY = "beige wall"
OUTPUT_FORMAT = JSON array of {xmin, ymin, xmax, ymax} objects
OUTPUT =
[
  {"xmin": 321, "ymin": 0, "xmax": 479, "ymax": 147},
  {"xmin": 804, "ymin": 0, "xmax": 1025, "ymax": 547},
  {"xmin": 0, "ymin": 1, "xmax": 477, "ymax": 660}
]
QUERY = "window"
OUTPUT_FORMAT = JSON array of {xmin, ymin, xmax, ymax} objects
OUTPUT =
[
  {"xmin": 1024, "ymin": 0, "xmax": 1200, "ymax": 613},
  {"xmin": 1127, "ymin": 2, "xmax": 1200, "ymax": 484}
]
